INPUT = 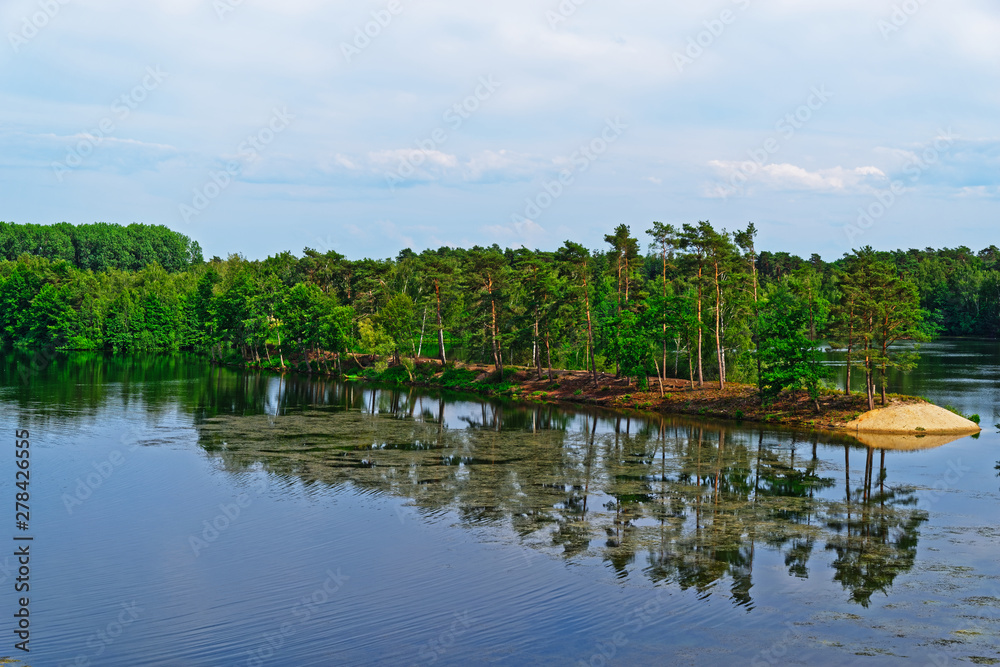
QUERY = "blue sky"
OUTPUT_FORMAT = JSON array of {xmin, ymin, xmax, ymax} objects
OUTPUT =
[{"xmin": 1, "ymin": 0, "xmax": 997, "ymax": 261}]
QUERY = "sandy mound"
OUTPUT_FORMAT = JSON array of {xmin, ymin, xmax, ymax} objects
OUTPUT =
[
  {"xmin": 851, "ymin": 431, "xmax": 970, "ymax": 451},
  {"xmin": 846, "ymin": 403, "xmax": 981, "ymax": 435}
]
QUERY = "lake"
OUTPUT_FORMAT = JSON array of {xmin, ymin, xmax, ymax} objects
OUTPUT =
[{"xmin": 1, "ymin": 342, "xmax": 998, "ymax": 666}]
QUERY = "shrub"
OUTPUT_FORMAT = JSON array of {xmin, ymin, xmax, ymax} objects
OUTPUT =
[
  {"xmin": 945, "ymin": 405, "xmax": 980, "ymax": 423},
  {"xmin": 440, "ymin": 368, "xmax": 478, "ymax": 388}
]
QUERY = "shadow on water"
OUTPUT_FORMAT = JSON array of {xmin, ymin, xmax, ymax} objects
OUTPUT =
[{"xmin": 163, "ymin": 359, "xmax": 934, "ymax": 611}]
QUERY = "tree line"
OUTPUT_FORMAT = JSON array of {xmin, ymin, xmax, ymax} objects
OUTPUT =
[
  {"xmin": 0, "ymin": 221, "xmax": 202, "ymax": 273},
  {"xmin": 4, "ymin": 220, "xmax": 994, "ymax": 409}
]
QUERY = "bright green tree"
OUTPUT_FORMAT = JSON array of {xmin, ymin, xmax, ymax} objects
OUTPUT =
[{"xmin": 757, "ymin": 282, "xmax": 830, "ymax": 410}]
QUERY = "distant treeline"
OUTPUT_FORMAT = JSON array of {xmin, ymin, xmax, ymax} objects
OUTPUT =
[
  {"xmin": 756, "ymin": 245, "xmax": 1000, "ymax": 338},
  {"xmin": 0, "ymin": 221, "xmax": 202, "ymax": 273},
  {"xmin": 2, "ymin": 220, "xmax": 999, "ymax": 408}
]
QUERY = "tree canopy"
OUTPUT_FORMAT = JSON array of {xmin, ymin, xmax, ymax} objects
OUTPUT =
[{"xmin": 4, "ymin": 220, "xmax": 983, "ymax": 406}]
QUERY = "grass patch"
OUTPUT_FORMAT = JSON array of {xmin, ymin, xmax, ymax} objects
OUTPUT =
[{"xmin": 945, "ymin": 405, "xmax": 981, "ymax": 423}]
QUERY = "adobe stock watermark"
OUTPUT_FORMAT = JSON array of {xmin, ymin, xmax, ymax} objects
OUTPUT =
[
  {"xmin": 62, "ymin": 601, "xmax": 144, "ymax": 666},
  {"xmin": 384, "ymin": 75, "xmax": 501, "ymax": 191},
  {"xmin": 213, "ymin": 0, "xmax": 246, "ymax": 20},
  {"xmin": 188, "ymin": 475, "xmax": 271, "ymax": 556},
  {"xmin": 914, "ymin": 457, "xmax": 971, "ymax": 512},
  {"xmin": 0, "ymin": 555, "xmax": 15, "ymax": 586},
  {"xmin": 750, "ymin": 621, "xmax": 806, "ymax": 667},
  {"xmin": 878, "ymin": 0, "xmax": 931, "ymax": 40},
  {"xmin": 61, "ymin": 430, "xmax": 142, "ymax": 515},
  {"xmin": 8, "ymin": 0, "xmax": 71, "ymax": 54},
  {"xmin": 52, "ymin": 66, "xmax": 168, "ymax": 183},
  {"xmin": 416, "ymin": 611, "xmax": 476, "ymax": 665},
  {"xmin": 713, "ymin": 85, "xmax": 833, "ymax": 200},
  {"xmin": 578, "ymin": 589, "xmax": 681, "ymax": 666},
  {"xmin": 179, "ymin": 107, "xmax": 293, "ymax": 224},
  {"xmin": 511, "ymin": 117, "xmax": 627, "ymax": 226},
  {"xmin": 340, "ymin": 0, "xmax": 407, "ymax": 63},
  {"xmin": 674, "ymin": 0, "xmax": 751, "ymax": 73},
  {"xmin": 546, "ymin": 0, "xmax": 588, "ymax": 29},
  {"xmin": 16, "ymin": 342, "xmax": 57, "ymax": 384},
  {"xmin": 844, "ymin": 129, "xmax": 956, "ymax": 245},
  {"xmin": 236, "ymin": 567, "xmax": 350, "ymax": 667}
]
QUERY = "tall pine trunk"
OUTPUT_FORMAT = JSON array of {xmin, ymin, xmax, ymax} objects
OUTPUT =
[
  {"xmin": 714, "ymin": 259, "xmax": 724, "ymax": 390},
  {"xmin": 416, "ymin": 305, "xmax": 427, "ymax": 358},
  {"xmin": 583, "ymin": 266, "xmax": 597, "ymax": 387},
  {"xmin": 845, "ymin": 301, "xmax": 855, "ymax": 395},
  {"xmin": 545, "ymin": 330, "xmax": 553, "ymax": 381},
  {"xmin": 435, "ymin": 280, "xmax": 447, "ymax": 367},
  {"xmin": 489, "ymin": 277, "xmax": 502, "ymax": 378},
  {"xmin": 696, "ymin": 266, "xmax": 704, "ymax": 387},
  {"xmin": 534, "ymin": 318, "xmax": 542, "ymax": 379}
]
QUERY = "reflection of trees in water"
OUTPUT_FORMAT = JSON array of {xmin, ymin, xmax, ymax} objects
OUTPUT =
[
  {"xmin": 636, "ymin": 429, "xmax": 831, "ymax": 608},
  {"xmin": 824, "ymin": 446, "xmax": 926, "ymax": 607},
  {"xmin": 3, "ymin": 352, "xmax": 936, "ymax": 611},
  {"xmin": 192, "ymin": 375, "xmax": 929, "ymax": 609}
]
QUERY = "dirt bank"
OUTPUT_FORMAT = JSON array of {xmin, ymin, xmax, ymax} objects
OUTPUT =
[
  {"xmin": 240, "ymin": 353, "xmax": 967, "ymax": 437},
  {"xmin": 463, "ymin": 366, "xmax": 924, "ymax": 432}
]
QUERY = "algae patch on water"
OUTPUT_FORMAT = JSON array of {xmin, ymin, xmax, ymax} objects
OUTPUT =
[{"xmin": 196, "ymin": 401, "xmax": 931, "ymax": 611}]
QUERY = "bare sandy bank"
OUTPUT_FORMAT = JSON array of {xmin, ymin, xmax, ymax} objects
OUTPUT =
[{"xmin": 845, "ymin": 403, "xmax": 981, "ymax": 436}]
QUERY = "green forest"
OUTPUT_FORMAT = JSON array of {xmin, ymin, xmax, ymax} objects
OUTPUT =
[{"xmin": 3, "ymin": 220, "xmax": 999, "ymax": 410}]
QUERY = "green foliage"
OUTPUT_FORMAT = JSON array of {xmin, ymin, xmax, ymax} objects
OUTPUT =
[
  {"xmin": 365, "ymin": 363, "xmax": 411, "ymax": 385},
  {"xmin": 358, "ymin": 318, "xmax": 395, "ymax": 373},
  {"xmin": 439, "ymin": 367, "xmax": 478, "ymax": 388},
  {"xmin": 0, "ymin": 220, "xmax": 200, "ymax": 272},
  {"xmin": 944, "ymin": 405, "xmax": 980, "ymax": 423},
  {"xmin": 757, "ymin": 281, "xmax": 831, "ymax": 408},
  {"xmin": 377, "ymin": 293, "xmax": 416, "ymax": 360},
  {"xmin": 0, "ymin": 220, "xmax": 984, "ymax": 400}
]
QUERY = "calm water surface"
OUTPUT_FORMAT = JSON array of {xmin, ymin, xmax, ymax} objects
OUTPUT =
[{"xmin": 1, "ymin": 341, "xmax": 998, "ymax": 666}]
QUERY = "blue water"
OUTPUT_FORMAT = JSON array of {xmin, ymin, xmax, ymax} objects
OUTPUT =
[{"xmin": 1, "ymin": 346, "xmax": 998, "ymax": 666}]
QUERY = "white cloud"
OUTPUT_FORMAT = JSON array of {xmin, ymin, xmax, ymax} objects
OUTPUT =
[
  {"xmin": 707, "ymin": 161, "xmax": 887, "ymax": 196},
  {"xmin": 1, "ymin": 0, "xmax": 997, "ymax": 259},
  {"xmin": 368, "ymin": 149, "xmax": 459, "ymax": 171}
]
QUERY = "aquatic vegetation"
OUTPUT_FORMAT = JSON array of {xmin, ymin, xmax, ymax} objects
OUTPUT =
[{"xmin": 196, "ymin": 385, "xmax": 928, "ymax": 609}]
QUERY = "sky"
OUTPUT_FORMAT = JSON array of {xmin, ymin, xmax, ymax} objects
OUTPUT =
[{"xmin": 1, "ymin": 0, "xmax": 997, "ymax": 262}]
